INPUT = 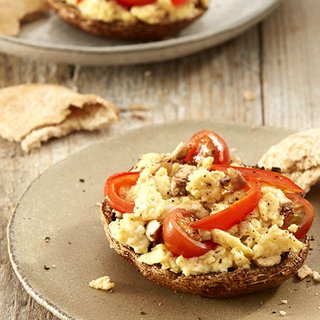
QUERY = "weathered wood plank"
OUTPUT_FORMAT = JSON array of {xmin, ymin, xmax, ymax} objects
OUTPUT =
[
  {"xmin": 261, "ymin": 0, "xmax": 320, "ymax": 129},
  {"xmin": 75, "ymin": 27, "xmax": 262, "ymax": 127},
  {"xmin": 0, "ymin": 56, "xmax": 74, "ymax": 320}
]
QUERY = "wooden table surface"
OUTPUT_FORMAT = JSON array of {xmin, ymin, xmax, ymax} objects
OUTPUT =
[{"xmin": 1, "ymin": 0, "xmax": 320, "ymax": 318}]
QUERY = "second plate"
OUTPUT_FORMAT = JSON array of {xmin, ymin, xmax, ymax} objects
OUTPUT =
[{"xmin": 0, "ymin": 0, "xmax": 278, "ymax": 65}]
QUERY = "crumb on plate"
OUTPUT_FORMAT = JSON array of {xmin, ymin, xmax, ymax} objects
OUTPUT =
[
  {"xmin": 297, "ymin": 264, "xmax": 320, "ymax": 282},
  {"xmin": 297, "ymin": 264, "xmax": 313, "ymax": 280},
  {"xmin": 89, "ymin": 276, "xmax": 115, "ymax": 292}
]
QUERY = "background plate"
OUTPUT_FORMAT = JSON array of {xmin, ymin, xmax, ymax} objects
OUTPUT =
[
  {"xmin": 8, "ymin": 121, "xmax": 320, "ymax": 320},
  {"xmin": 0, "ymin": 0, "xmax": 278, "ymax": 65}
]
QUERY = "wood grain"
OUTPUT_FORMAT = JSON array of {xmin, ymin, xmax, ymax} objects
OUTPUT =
[
  {"xmin": 73, "ymin": 26, "xmax": 261, "ymax": 127},
  {"xmin": 261, "ymin": 0, "xmax": 320, "ymax": 130},
  {"xmin": 0, "ymin": 0, "xmax": 319, "ymax": 318}
]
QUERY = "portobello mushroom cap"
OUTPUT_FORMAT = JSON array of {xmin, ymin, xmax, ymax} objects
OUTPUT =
[
  {"xmin": 101, "ymin": 201, "xmax": 309, "ymax": 298},
  {"xmin": 48, "ymin": 0, "xmax": 207, "ymax": 41}
]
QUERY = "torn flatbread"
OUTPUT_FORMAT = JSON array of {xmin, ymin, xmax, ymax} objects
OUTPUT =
[
  {"xmin": 0, "ymin": 84, "xmax": 119, "ymax": 152},
  {"xmin": 258, "ymin": 129, "xmax": 320, "ymax": 193},
  {"xmin": 0, "ymin": 0, "xmax": 49, "ymax": 36}
]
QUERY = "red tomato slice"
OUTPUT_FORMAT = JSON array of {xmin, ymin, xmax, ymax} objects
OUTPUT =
[
  {"xmin": 211, "ymin": 165, "xmax": 304, "ymax": 195},
  {"xmin": 116, "ymin": 0, "xmax": 156, "ymax": 7},
  {"xmin": 171, "ymin": 0, "xmax": 187, "ymax": 5},
  {"xmin": 184, "ymin": 130, "xmax": 231, "ymax": 165},
  {"xmin": 104, "ymin": 171, "xmax": 140, "ymax": 213},
  {"xmin": 163, "ymin": 209, "xmax": 215, "ymax": 258},
  {"xmin": 282, "ymin": 193, "xmax": 314, "ymax": 239},
  {"xmin": 191, "ymin": 181, "xmax": 262, "ymax": 230},
  {"xmin": 116, "ymin": 0, "xmax": 185, "ymax": 7}
]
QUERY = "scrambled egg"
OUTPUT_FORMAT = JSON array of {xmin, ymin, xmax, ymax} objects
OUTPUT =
[
  {"xmin": 108, "ymin": 151, "xmax": 305, "ymax": 276},
  {"xmin": 65, "ymin": 0, "xmax": 208, "ymax": 24},
  {"xmin": 109, "ymin": 213, "xmax": 150, "ymax": 253},
  {"xmin": 186, "ymin": 169, "xmax": 224, "ymax": 202},
  {"xmin": 89, "ymin": 276, "xmax": 115, "ymax": 291},
  {"xmin": 252, "ymin": 225, "xmax": 303, "ymax": 267},
  {"xmin": 138, "ymin": 244, "xmax": 234, "ymax": 276}
]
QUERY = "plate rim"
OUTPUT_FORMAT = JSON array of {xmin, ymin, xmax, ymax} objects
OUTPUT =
[
  {"xmin": 7, "ymin": 120, "xmax": 295, "ymax": 320},
  {"xmin": 7, "ymin": 172, "xmax": 75, "ymax": 320}
]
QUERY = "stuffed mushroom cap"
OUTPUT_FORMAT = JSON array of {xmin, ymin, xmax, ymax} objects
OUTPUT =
[
  {"xmin": 101, "ymin": 201, "xmax": 309, "ymax": 298},
  {"xmin": 48, "ymin": 0, "xmax": 208, "ymax": 41}
]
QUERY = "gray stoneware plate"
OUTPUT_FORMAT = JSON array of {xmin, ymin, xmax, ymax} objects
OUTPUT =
[
  {"xmin": 0, "ymin": 0, "xmax": 279, "ymax": 65},
  {"xmin": 8, "ymin": 121, "xmax": 320, "ymax": 320}
]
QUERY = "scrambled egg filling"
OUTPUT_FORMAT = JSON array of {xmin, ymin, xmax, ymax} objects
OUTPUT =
[
  {"xmin": 65, "ymin": 0, "xmax": 208, "ymax": 24},
  {"xmin": 89, "ymin": 276, "xmax": 115, "ymax": 291},
  {"xmin": 108, "ymin": 152, "xmax": 304, "ymax": 276}
]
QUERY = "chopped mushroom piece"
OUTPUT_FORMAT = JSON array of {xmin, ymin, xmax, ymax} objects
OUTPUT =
[
  {"xmin": 171, "ymin": 165, "xmax": 195, "ymax": 197},
  {"xmin": 145, "ymin": 220, "xmax": 162, "ymax": 242},
  {"xmin": 220, "ymin": 168, "xmax": 247, "ymax": 192},
  {"xmin": 199, "ymin": 229, "xmax": 212, "ymax": 241},
  {"xmin": 169, "ymin": 142, "xmax": 188, "ymax": 161}
]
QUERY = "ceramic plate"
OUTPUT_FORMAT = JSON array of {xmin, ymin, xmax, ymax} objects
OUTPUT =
[
  {"xmin": 8, "ymin": 121, "xmax": 320, "ymax": 320},
  {"xmin": 0, "ymin": 0, "xmax": 278, "ymax": 65}
]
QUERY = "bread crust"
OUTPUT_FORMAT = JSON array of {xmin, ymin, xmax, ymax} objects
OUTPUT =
[
  {"xmin": 48, "ymin": 0, "xmax": 207, "ymax": 41},
  {"xmin": 100, "ymin": 201, "xmax": 309, "ymax": 298}
]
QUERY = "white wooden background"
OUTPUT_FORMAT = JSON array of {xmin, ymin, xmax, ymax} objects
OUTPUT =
[{"xmin": 1, "ymin": 0, "xmax": 320, "ymax": 318}]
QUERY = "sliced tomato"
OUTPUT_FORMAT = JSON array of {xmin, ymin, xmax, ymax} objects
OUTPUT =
[
  {"xmin": 104, "ymin": 171, "xmax": 140, "ymax": 213},
  {"xmin": 116, "ymin": 0, "xmax": 185, "ymax": 7},
  {"xmin": 116, "ymin": 0, "xmax": 156, "ymax": 7},
  {"xmin": 184, "ymin": 130, "xmax": 231, "ymax": 165},
  {"xmin": 210, "ymin": 165, "xmax": 304, "ymax": 195},
  {"xmin": 191, "ymin": 181, "xmax": 262, "ymax": 230},
  {"xmin": 163, "ymin": 209, "xmax": 215, "ymax": 258},
  {"xmin": 282, "ymin": 193, "xmax": 314, "ymax": 239},
  {"xmin": 171, "ymin": 0, "xmax": 187, "ymax": 5}
]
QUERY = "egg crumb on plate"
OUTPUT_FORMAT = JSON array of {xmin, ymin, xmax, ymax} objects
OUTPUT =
[{"xmin": 89, "ymin": 276, "xmax": 115, "ymax": 291}]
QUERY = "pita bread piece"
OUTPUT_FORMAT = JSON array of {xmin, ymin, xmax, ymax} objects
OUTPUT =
[
  {"xmin": 0, "ymin": 84, "xmax": 119, "ymax": 152},
  {"xmin": 0, "ymin": 0, "xmax": 49, "ymax": 36},
  {"xmin": 258, "ymin": 129, "xmax": 320, "ymax": 193}
]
